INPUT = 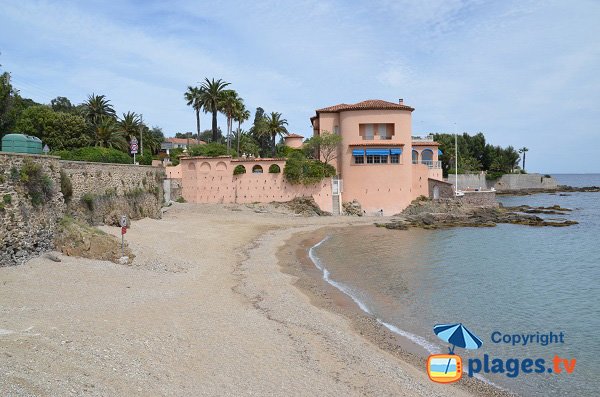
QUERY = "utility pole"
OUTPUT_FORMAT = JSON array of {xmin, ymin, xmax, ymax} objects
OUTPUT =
[{"xmin": 140, "ymin": 114, "xmax": 144, "ymax": 156}]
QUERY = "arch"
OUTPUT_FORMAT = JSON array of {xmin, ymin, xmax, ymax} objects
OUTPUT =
[
  {"xmin": 233, "ymin": 165, "xmax": 246, "ymax": 175},
  {"xmin": 215, "ymin": 161, "xmax": 227, "ymax": 171},
  {"xmin": 252, "ymin": 165, "xmax": 263, "ymax": 174},
  {"xmin": 421, "ymin": 149, "xmax": 434, "ymax": 162},
  {"xmin": 199, "ymin": 162, "xmax": 211, "ymax": 173},
  {"xmin": 412, "ymin": 150, "xmax": 419, "ymax": 163},
  {"xmin": 268, "ymin": 164, "xmax": 281, "ymax": 173},
  {"xmin": 188, "ymin": 162, "xmax": 196, "ymax": 170}
]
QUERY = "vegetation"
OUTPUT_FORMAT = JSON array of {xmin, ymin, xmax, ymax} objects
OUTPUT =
[
  {"xmin": 233, "ymin": 165, "xmax": 246, "ymax": 175},
  {"xmin": 54, "ymin": 147, "xmax": 132, "ymax": 164},
  {"xmin": 519, "ymin": 147, "xmax": 529, "ymax": 171},
  {"xmin": 284, "ymin": 152, "xmax": 336, "ymax": 185},
  {"xmin": 268, "ymin": 164, "xmax": 281, "ymax": 173},
  {"xmin": 433, "ymin": 133, "xmax": 522, "ymax": 177},
  {"xmin": 189, "ymin": 142, "xmax": 234, "ymax": 157},
  {"xmin": 303, "ymin": 131, "xmax": 341, "ymax": 165},
  {"xmin": 19, "ymin": 159, "xmax": 53, "ymax": 206},
  {"xmin": 60, "ymin": 170, "xmax": 73, "ymax": 202}
]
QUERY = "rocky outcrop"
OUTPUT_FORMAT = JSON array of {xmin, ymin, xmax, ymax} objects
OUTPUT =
[
  {"xmin": 376, "ymin": 198, "xmax": 578, "ymax": 230},
  {"xmin": 496, "ymin": 185, "xmax": 600, "ymax": 196},
  {"xmin": 277, "ymin": 196, "xmax": 332, "ymax": 216},
  {"xmin": 342, "ymin": 199, "xmax": 363, "ymax": 216}
]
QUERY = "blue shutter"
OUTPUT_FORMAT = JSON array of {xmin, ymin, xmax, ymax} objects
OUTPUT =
[
  {"xmin": 352, "ymin": 149, "xmax": 365, "ymax": 156},
  {"xmin": 390, "ymin": 148, "xmax": 402, "ymax": 155},
  {"xmin": 366, "ymin": 149, "xmax": 390, "ymax": 156}
]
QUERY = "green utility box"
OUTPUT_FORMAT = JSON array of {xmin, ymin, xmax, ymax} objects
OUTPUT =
[{"xmin": 1, "ymin": 134, "xmax": 43, "ymax": 154}]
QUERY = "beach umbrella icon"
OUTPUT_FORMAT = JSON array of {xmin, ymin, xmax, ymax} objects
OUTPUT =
[{"xmin": 433, "ymin": 323, "xmax": 482, "ymax": 354}]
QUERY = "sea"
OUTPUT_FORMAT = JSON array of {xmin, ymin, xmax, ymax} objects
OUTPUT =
[{"xmin": 309, "ymin": 174, "xmax": 600, "ymax": 396}]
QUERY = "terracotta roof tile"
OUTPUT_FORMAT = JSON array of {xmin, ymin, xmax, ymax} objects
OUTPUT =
[
  {"xmin": 348, "ymin": 142, "xmax": 406, "ymax": 146},
  {"xmin": 284, "ymin": 133, "xmax": 304, "ymax": 138},
  {"xmin": 166, "ymin": 138, "xmax": 206, "ymax": 145},
  {"xmin": 411, "ymin": 141, "xmax": 440, "ymax": 146},
  {"xmin": 316, "ymin": 99, "xmax": 414, "ymax": 113}
]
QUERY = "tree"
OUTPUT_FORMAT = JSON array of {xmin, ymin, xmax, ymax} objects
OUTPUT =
[
  {"xmin": 84, "ymin": 94, "xmax": 116, "ymax": 125},
  {"xmin": 95, "ymin": 117, "xmax": 127, "ymax": 150},
  {"xmin": 184, "ymin": 86, "xmax": 203, "ymax": 136},
  {"xmin": 260, "ymin": 112, "xmax": 288, "ymax": 157},
  {"xmin": 118, "ymin": 111, "xmax": 141, "ymax": 140},
  {"xmin": 50, "ymin": 96, "xmax": 74, "ymax": 113},
  {"xmin": 303, "ymin": 131, "xmax": 340, "ymax": 165},
  {"xmin": 199, "ymin": 78, "xmax": 230, "ymax": 142},
  {"xmin": 233, "ymin": 99, "xmax": 250, "ymax": 156},
  {"xmin": 219, "ymin": 89, "xmax": 240, "ymax": 150},
  {"xmin": 519, "ymin": 147, "xmax": 529, "ymax": 171},
  {"xmin": 145, "ymin": 126, "xmax": 165, "ymax": 154},
  {"xmin": 15, "ymin": 105, "xmax": 89, "ymax": 150}
]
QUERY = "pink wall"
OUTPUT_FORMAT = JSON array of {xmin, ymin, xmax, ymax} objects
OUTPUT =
[
  {"xmin": 181, "ymin": 157, "xmax": 333, "ymax": 212},
  {"xmin": 166, "ymin": 164, "xmax": 182, "ymax": 179},
  {"xmin": 284, "ymin": 136, "xmax": 304, "ymax": 149}
]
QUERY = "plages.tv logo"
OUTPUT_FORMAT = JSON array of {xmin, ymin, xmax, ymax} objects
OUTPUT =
[{"xmin": 427, "ymin": 323, "xmax": 482, "ymax": 383}]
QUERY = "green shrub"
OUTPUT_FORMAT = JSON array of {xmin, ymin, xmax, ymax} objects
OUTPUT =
[
  {"xmin": 3, "ymin": 194, "xmax": 11, "ymax": 204},
  {"xmin": 0, "ymin": 173, "xmax": 5, "ymax": 183},
  {"xmin": 486, "ymin": 171, "xmax": 504, "ymax": 180},
  {"xmin": 233, "ymin": 165, "xmax": 246, "ymax": 175},
  {"xmin": 53, "ymin": 147, "xmax": 132, "ymax": 164},
  {"xmin": 82, "ymin": 193, "xmax": 95, "ymax": 210},
  {"xmin": 10, "ymin": 167, "xmax": 19, "ymax": 181},
  {"xmin": 60, "ymin": 170, "xmax": 73, "ymax": 202},
  {"xmin": 176, "ymin": 196, "xmax": 186, "ymax": 203},
  {"xmin": 284, "ymin": 152, "xmax": 336, "ymax": 185},
  {"xmin": 137, "ymin": 151, "xmax": 153, "ymax": 165},
  {"xmin": 268, "ymin": 164, "xmax": 281, "ymax": 173},
  {"xmin": 189, "ymin": 142, "xmax": 236, "ymax": 158},
  {"xmin": 19, "ymin": 159, "xmax": 54, "ymax": 206}
]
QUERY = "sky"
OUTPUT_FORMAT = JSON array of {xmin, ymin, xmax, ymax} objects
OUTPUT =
[{"xmin": 0, "ymin": 0, "xmax": 598, "ymax": 173}]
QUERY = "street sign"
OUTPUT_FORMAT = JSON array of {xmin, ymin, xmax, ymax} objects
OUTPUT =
[
  {"xmin": 121, "ymin": 226, "xmax": 127, "ymax": 235},
  {"xmin": 120, "ymin": 215, "xmax": 127, "ymax": 227},
  {"xmin": 130, "ymin": 137, "xmax": 139, "ymax": 154},
  {"xmin": 43, "ymin": 144, "xmax": 50, "ymax": 154}
]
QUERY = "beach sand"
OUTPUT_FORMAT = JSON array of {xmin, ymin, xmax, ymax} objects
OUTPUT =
[{"xmin": 0, "ymin": 203, "xmax": 512, "ymax": 396}]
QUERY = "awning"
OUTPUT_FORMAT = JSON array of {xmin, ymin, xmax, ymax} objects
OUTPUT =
[
  {"xmin": 390, "ymin": 148, "xmax": 402, "ymax": 155},
  {"xmin": 438, "ymin": 149, "xmax": 443, "ymax": 155},
  {"xmin": 366, "ymin": 148, "xmax": 390, "ymax": 156},
  {"xmin": 352, "ymin": 149, "xmax": 365, "ymax": 156}
]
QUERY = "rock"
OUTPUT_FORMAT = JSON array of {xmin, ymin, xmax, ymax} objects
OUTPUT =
[
  {"xmin": 342, "ymin": 200, "xmax": 363, "ymax": 216},
  {"xmin": 118, "ymin": 256, "xmax": 130, "ymax": 265},
  {"xmin": 279, "ymin": 197, "xmax": 330, "ymax": 216},
  {"xmin": 45, "ymin": 253, "xmax": 62, "ymax": 262}
]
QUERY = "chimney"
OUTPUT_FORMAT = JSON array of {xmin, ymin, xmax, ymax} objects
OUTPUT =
[{"xmin": 399, "ymin": 98, "xmax": 404, "ymax": 104}]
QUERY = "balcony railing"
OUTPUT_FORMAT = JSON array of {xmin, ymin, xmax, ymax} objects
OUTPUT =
[
  {"xmin": 412, "ymin": 160, "xmax": 442, "ymax": 168},
  {"xmin": 411, "ymin": 135, "xmax": 435, "ymax": 142}
]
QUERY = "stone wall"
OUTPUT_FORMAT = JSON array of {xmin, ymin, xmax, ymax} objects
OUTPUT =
[
  {"xmin": 0, "ymin": 153, "xmax": 65, "ymax": 266},
  {"xmin": 457, "ymin": 191, "xmax": 498, "ymax": 207},
  {"xmin": 164, "ymin": 178, "xmax": 183, "ymax": 202},
  {"xmin": 447, "ymin": 173, "xmax": 558, "ymax": 191},
  {"xmin": 0, "ymin": 152, "xmax": 165, "ymax": 266},
  {"xmin": 428, "ymin": 178, "xmax": 455, "ymax": 199},
  {"xmin": 60, "ymin": 160, "xmax": 164, "ymax": 225},
  {"xmin": 493, "ymin": 173, "xmax": 557, "ymax": 191}
]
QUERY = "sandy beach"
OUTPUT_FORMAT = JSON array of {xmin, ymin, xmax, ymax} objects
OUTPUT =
[{"xmin": 1, "ymin": 203, "xmax": 510, "ymax": 396}]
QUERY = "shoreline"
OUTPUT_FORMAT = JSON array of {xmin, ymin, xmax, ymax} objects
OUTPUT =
[{"xmin": 276, "ymin": 224, "xmax": 517, "ymax": 397}]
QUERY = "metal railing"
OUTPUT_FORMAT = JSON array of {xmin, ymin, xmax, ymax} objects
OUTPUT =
[
  {"xmin": 412, "ymin": 160, "xmax": 442, "ymax": 168},
  {"xmin": 411, "ymin": 135, "xmax": 435, "ymax": 142}
]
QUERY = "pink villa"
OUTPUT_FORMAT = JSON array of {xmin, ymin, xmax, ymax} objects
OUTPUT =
[{"xmin": 175, "ymin": 99, "xmax": 446, "ymax": 215}]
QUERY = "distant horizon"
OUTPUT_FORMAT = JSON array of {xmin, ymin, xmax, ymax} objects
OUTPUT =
[{"xmin": 1, "ymin": 1, "xmax": 598, "ymax": 173}]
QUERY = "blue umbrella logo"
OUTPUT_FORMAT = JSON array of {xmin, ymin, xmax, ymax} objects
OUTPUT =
[{"xmin": 433, "ymin": 323, "xmax": 482, "ymax": 375}]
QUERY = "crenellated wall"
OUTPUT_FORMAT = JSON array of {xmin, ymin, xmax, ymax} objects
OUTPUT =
[{"xmin": 180, "ymin": 156, "xmax": 334, "ymax": 213}]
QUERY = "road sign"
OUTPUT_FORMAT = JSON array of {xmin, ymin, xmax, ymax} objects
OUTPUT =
[
  {"xmin": 43, "ymin": 144, "xmax": 50, "ymax": 154},
  {"xmin": 120, "ymin": 215, "xmax": 127, "ymax": 227},
  {"xmin": 121, "ymin": 226, "xmax": 127, "ymax": 235},
  {"xmin": 130, "ymin": 137, "xmax": 139, "ymax": 154}
]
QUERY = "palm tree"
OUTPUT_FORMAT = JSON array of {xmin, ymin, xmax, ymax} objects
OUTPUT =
[
  {"xmin": 234, "ymin": 101, "xmax": 251, "ymax": 156},
  {"xmin": 199, "ymin": 78, "xmax": 230, "ymax": 142},
  {"xmin": 95, "ymin": 117, "xmax": 127, "ymax": 150},
  {"xmin": 118, "ymin": 111, "xmax": 141, "ymax": 140},
  {"xmin": 184, "ymin": 86, "xmax": 203, "ymax": 136},
  {"xmin": 84, "ymin": 94, "xmax": 116, "ymax": 125},
  {"xmin": 518, "ymin": 147, "xmax": 529, "ymax": 171},
  {"xmin": 220, "ymin": 90, "xmax": 240, "ymax": 150},
  {"xmin": 261, "ymin": 112, "xmax": 288, "ymax": 157}
]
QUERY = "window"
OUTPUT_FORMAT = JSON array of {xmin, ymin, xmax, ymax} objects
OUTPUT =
[
  {"xmin": 364, "ymin": 124, "xmax": 374, "ymax": 140},
  {"xmin": 366, "ymin": 155, "xmax": 387, "ymax": 164},
  {"xmin": 390, "ymin": 154, "xmax": 400, "ymax": 164},
  {"xmin": 333, "ymin": 126, "xmax": 339, "ymax": 135},
  {"xmin": 379, "ymin": 124, "xmax": 389, "ymax": 140},
  {"xmin": 354, "ymin": 155, "xmax": 364, "ymax": 164}
]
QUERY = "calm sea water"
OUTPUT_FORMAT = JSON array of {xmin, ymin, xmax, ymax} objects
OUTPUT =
[{"xmin": 312, "ymin": 174, "xmax": 600, "ymax": 396}]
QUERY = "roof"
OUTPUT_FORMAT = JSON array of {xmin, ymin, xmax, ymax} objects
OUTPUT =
[
  {"xmin": 411, "ymin": 141, "xmax": 440, "ymax": 146},
  {"xmin": 166, "ymin": 137, "xmax": 206, "ymax": 145},
  {"xmin": 348, "ymin": 142, "xmax": 405, "ymax": 147},
  {"xmin": 316, "ymin": 99, "xmax": 414, "ymax": 113},
  {"xmin": 284, "ymin": 133, "xmax": 304, "ymax": 139}
]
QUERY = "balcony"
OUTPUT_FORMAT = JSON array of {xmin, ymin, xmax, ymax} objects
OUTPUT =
[
  {"xmin": 412, "ymin": 160, "xmax": 442, "ymax": 168},
  {"xmin": 411, "ymin": 134, "xmax": 435, "ymax": 142}
]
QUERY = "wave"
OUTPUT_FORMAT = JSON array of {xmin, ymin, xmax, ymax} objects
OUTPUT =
[{"xmin": 309, "ymin": 236, "xmax": 439, "ymax": 354}]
